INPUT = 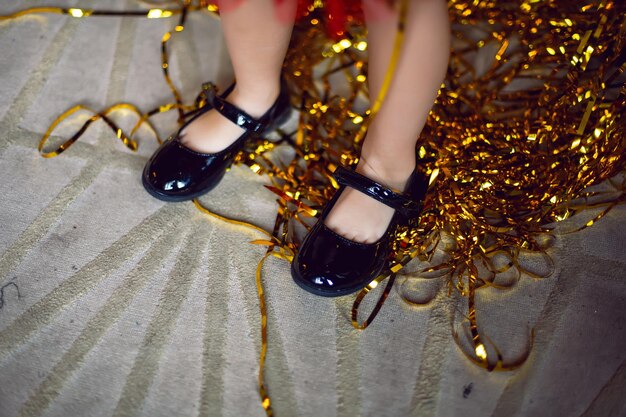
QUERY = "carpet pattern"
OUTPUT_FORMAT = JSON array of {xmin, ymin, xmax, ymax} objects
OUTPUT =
[{"xmin": 1, "ymin": 1, "xmax": 625, "ymax": 416}]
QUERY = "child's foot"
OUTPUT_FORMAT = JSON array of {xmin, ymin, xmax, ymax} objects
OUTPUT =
[
  {"xmin": 180, "ymin": 86, "xmax": 279, "ymax": 154},
  {"xmin": 323, "ymin": 152, "xmax": 416, "ymax": 243}
]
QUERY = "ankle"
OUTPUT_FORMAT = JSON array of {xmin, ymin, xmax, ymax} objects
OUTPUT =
[
  {"xmin": 229, "ymin": 83, "xmax": 281, "ymax": 118},
  {"xmin": 357, "ymin": 144, "xmax": 416, "ymax": 191}
]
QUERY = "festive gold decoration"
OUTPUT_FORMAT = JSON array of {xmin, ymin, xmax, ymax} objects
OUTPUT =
[{"xmin": 3, "ymin": 0, "xmax": 625, "ymax": 412}]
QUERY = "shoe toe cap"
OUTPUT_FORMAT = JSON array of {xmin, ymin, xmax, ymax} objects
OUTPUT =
[
  {"xmin": 143, "ymin": 160, "xmax": 193, "ymax": 193},
  {"xmin": 142, "ymin": 138, "xmax": 224, "ymax": 200},
  {"xmin": 291, "ymin": 222, "xmax": 389, "ymax": 296},
  {"xmin": 143, "ymin": 147, "xmax": 193, "ymax": 193}
]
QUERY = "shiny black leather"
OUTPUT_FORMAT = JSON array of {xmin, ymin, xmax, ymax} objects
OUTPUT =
[
  {"xmin": 333, "ymin": 165, "xmax": 422, "ymax": 219},
  {"xmin": 291, "ymin": 165, "xmax": 428, "ymax": 297},
  {"xmin": 142, "ymin": 81, "xmax": 291, "ymax": 202}
]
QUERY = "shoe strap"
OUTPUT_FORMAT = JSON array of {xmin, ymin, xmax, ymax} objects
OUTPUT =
[
  {"xmin": 332, "ymin": 165, "xmax": 423, "ymax": 219},
  {"xmin": 205, "ymin": 86, "xmax": 265, "ymax": 133}
]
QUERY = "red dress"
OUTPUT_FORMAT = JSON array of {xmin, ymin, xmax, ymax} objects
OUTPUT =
[{"xmin": 217, "ymin": 0, "xmax": 373, "ymax": 40}]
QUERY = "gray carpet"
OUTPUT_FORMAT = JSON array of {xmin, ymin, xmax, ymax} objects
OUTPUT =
[{"xmin": 1, "ymin": 1, "xmax": 625, "ymax": 416}]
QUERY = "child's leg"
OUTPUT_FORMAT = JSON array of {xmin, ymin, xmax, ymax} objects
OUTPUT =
[
  {"xmin": 324, "ymin": 0, "xmax": 450, "ymax": 243},
  {"xmin": 180, "ymin": 0, "xmax": 297, "ymax": 153}
]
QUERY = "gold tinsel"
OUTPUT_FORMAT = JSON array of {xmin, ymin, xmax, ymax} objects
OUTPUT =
[{"xmin": 3, "ymin": 0, "xmax": 625, "ymax": 415}]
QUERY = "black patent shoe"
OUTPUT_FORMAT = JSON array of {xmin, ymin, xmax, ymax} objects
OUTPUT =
[
  {"xmin": 142, "ymin": 81, "xmax": 291, "ymax": 202},
  {"xmin": 291, "ymin": 164, "xmax": 428, "ymax": 297}
]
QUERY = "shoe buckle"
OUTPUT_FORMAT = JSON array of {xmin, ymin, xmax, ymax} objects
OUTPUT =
[
  {"xmin": 201, "ymin": 81, "xmax": 217, "ymax": 93},
  {"xmin": 404, "ymin": 201, "xmax": 424, "ymax": 228},
  {"xmin": 196, "ymin": 82, "xmax": 218, "ymax": 109}
]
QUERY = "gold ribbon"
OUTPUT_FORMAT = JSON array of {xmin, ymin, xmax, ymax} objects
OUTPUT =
[{"xmin": 4, "ymin": 0, "xmax": 626, "ymax": 413}]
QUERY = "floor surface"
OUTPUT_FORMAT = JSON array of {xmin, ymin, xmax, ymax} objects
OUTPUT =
[{"xmin": 1, "ymin": 2, "xmax": 625, "ymax": 417}]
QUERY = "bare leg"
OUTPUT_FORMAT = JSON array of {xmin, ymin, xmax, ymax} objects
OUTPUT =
[
  {"xmin": 180, "ymin": 0, "xmax": 297, "ymax": 153},
  {"xmin": 324, "ymin": 0, "xmax": 451, "ymax": 243}
]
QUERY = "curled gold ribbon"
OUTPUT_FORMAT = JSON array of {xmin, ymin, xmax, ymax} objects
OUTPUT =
[
  {"xmin": 348, "ymin": 0, "xmax": 409, "ymax": 330},
  {"xmin": 351, "ymin": 273, "xmax": 397, "ymax": 330},
  {"xmin": 4, "ymin": 0, "xmax": 626, "ymax": 413}
]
